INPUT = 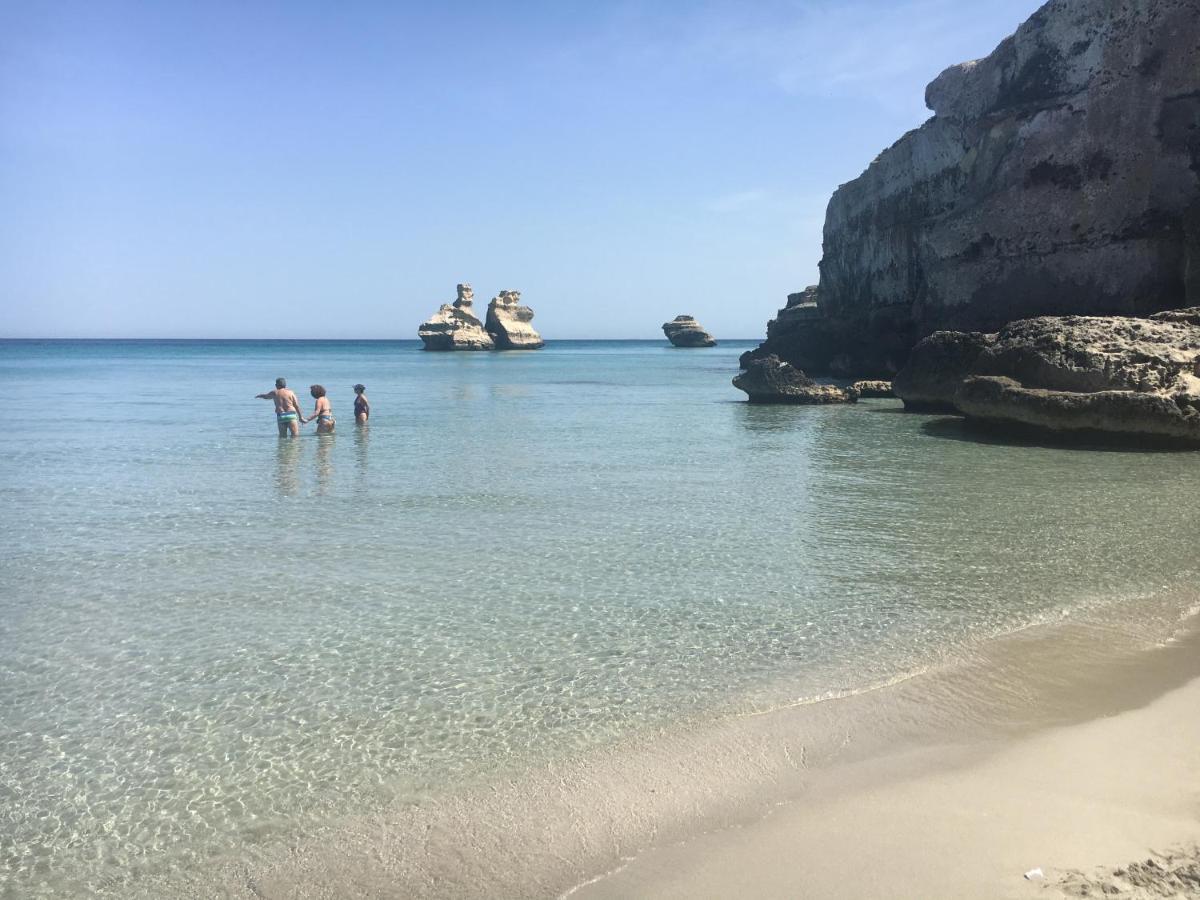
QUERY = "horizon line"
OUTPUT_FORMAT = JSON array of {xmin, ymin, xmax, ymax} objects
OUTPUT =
[{"xmin": 0, "ymin": 336, "xmax": 763, "ymax": 343}]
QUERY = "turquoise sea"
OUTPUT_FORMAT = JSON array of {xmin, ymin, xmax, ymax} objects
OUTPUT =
[{"xmin": 2, "ymin": 339, "xmax": 1200, "ymax": 896}]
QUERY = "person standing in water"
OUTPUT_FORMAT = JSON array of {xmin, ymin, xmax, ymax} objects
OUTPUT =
[
  {"xmin": 256, "ymin": 377, "xmax": 304, "ymax": 438},
  {"xmin": 353, "ymin": 384, "xmax": 369, "ymax": 425},
  {"xmin": 307, "ymin": 384, "xmax": 335, "ymax": 434}
]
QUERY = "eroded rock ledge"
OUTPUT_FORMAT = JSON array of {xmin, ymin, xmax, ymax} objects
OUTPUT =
[
  {"xmin": 892, "ymin": 309, "xmax": 1200, "ymax": 444},
  {"xmin": 744, "ymin": 0, "xmax": 1200, "ymax": 378},
  {"xmin": 732, "ymin": 355, "xmax": 857, "ymax": 404}
]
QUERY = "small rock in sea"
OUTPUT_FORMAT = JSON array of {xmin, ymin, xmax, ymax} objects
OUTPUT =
[
  {"xmin": 418, "ymin": 284, "xmax": 495, "ymax": 351},
  {"xmin": 485, "ymin": 290, "xmax": 544, "ymax": 350},
  {"xmin": 732, "ymin": 354, "xmax": 857, "ymax": 404},
  {"xmin": 662, "ymin": 315, "xmax": 717, "ymax": 347},
  {"xmin": 851, "ymin": 380, "xmax": 894, "ymax": 399}
]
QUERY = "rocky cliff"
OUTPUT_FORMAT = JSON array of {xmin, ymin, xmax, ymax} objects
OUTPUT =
[
  {"xmin": 485, "ymin": 290, "xmax": 544, "ymax": 350},
  {"xmin": 746, "ymin": 0, "xmax": 1200, "ymax": 378},
  {"xmin": 418, "ymin": 284, "xmax": 495, "ymax": 351}
]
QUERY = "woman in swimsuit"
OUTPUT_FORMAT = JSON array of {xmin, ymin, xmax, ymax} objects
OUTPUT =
[
  {"xmin": 353, "ymin": 384, "xmax": 369, "ymax": 425},
  {"xmin": 307, "ymin": 384, "xmax": 335, "ymax": 434}
]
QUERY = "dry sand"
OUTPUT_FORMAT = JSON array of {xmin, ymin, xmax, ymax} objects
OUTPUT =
[{"xmin": 572, "ymin": 668, "xmax": 1200, "ymax": 899}]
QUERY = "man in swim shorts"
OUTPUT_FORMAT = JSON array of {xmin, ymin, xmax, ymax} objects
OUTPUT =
[{"xmin": 256, "ymin": 377, "xmax": 304, "ymax": 437}]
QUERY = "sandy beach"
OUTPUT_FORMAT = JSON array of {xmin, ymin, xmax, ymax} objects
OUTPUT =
[
  {"xmin": 121, "ymin": 600, "xmax": 1200, "ymax": 899},
  {"xmin": 575, "ymin": 635, "xmax": 1200, "ymax": 900}
]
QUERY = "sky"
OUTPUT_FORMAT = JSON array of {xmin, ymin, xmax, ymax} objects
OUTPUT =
[{"xmin": 0, "ymin": 0, "xmax": 1045, "ymax": 339}]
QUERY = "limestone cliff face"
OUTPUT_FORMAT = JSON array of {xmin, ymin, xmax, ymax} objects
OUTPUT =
[
  {"xmin": 748, "ymin": 0, "xmax": 1200, "ymax": 377},
  {"xmin": 485, "ymin": 291, "xmax": 544, "ymax": 350},
  {"xmin": 418, "ymin": 284, "xmax": 495, "ymax": 351}
]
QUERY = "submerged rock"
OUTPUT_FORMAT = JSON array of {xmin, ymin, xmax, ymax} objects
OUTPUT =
[
  {"xmin": 851, "ymin": 380, "xmax": 895, "ymax": 399},
  {"xmin": 893, "ymin": 310, "xmax": 1200, "ymax": 443},
  {"xmin": 732, "ymin": 355, "xmax": 858, "ymax": 404},
  {"xmin": 662, "ymin": 315, "xmax": 717, "ymax": 347},
  {"xmin": 418, "ymin": 284, "xmax": 495, "ymax": 351},
  {"xmin": 742, "ymin": 0, "xmax": 1200, "ymax": 377},
  {"xmin": 486, "ymin": 290, "xmax": 544, "ymax": 350}
]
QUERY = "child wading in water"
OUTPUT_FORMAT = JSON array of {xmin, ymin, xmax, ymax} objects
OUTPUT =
[
  {"xmin": 353, "ymin": 384, "xmax": 370, "ymax": 425},
  {"xmin": 306, "ymin": 384, "xmax": 335, "ymax": 434}
]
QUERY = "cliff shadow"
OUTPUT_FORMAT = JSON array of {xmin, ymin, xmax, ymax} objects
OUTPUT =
[
  {"xmin": 732, "ymin": 401, "xmax": 838, "ymax": 435},
  {"xmin": 858, "ymin": 402, "xmax": 908, "ymax": 414},
  {"xmin": 920, "ymin": 416, "xmax": 1191, "ymax": 454}
]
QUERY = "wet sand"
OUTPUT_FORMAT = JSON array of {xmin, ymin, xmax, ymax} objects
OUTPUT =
[
  {"xmin": 574, "ymin": 639, "xmax": 1200, "ymax": 899},
  {"xmin": 147, "ymin": 603, "xmax": 1200, "ymax": 899}
]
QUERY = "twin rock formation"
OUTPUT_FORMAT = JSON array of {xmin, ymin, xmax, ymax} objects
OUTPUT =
[
  {"xmin": 743, "ymin": 0, "xmax": 1200, "ymax": 378},
  {"xmin": 418, "ymin": 284, "xmax": 543, "ymax": 351}
]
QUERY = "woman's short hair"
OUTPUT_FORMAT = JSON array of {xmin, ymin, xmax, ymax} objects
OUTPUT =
[
  {"xmin": 353, "ymin": 384, "xmax": 366, "ymax": 393},
  {"xmin": 309, "ymin": 384, "xmax": 326, "ymax": 398}
]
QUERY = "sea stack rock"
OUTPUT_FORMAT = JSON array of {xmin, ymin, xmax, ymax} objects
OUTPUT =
[
  {"xmin": 893, "ymin": 310, "xmax": 1200, "ymax": 444},
  {"xmin": 485, "ymin": 290, "xmax": 544, "ymax": 350},
  {"xmin": 732, "ymin": 355, "xmax": 857, "ymax": 404},
  {"xmin": 662, "ymin": 315, "xmax": 717, "ymax": 347},
  {"xmin": 742, "ymin": 0, "xmax": 1200, "ymax": 378},
  {"xmin": 418, "ymin": 284, "xmax": 495, "ymax": 351}
]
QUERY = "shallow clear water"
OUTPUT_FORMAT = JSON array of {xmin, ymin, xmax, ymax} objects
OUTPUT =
[{"xmin": 1, "ymin": 339, "xmax": 1198, "ymax": 896}]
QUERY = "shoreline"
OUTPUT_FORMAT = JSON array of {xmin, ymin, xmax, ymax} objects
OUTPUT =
[
  {"xmin": 138, "ymin": 590, "xmax": 1200, "ymax": 899},
  {"xmin": 574, "ymin": 643, "xmax": 1200, "ymax": 899}
]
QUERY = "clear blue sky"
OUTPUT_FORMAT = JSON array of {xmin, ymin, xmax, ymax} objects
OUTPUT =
[{"xmin": 1, "ymin": 0, "xmax": 1044, "ymax": 339}]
